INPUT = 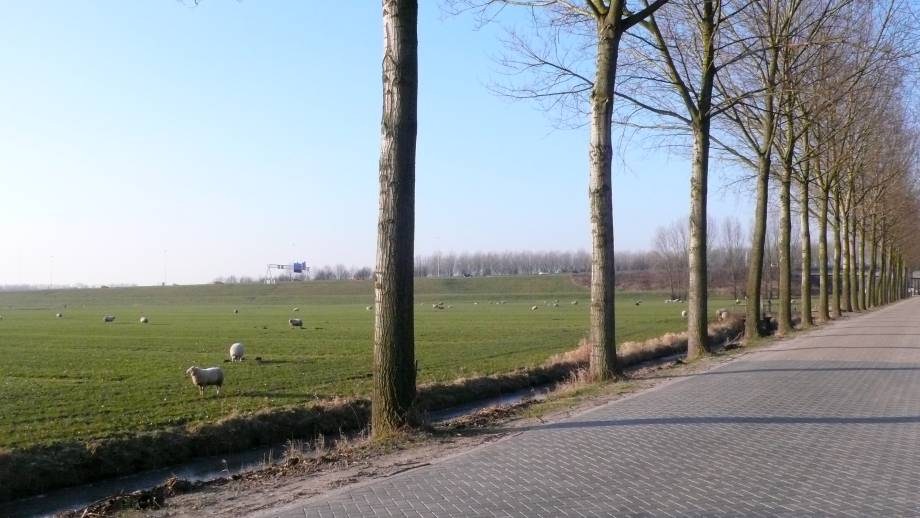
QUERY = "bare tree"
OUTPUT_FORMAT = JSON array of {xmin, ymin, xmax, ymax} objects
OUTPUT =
[
  {"xmin": 452, "ymin": 0, "xmax": 669, "ymax": 380},
  {"xmin": 653, "ymin": 219, "xmax": 689, "ymax": 299},
  {"xmin": 373, "ymin": 0, "xmax": 418, "ymax": 437},
  {"xmin": 616, "ymin": 0, "xmax": 751, "ymax": 358}
]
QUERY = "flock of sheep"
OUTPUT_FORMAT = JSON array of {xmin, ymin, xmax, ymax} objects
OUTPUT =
[
  {"xmin": 46, "ymin": 307, "xmax": 305, "ymax": 397},
  {"xmin": 42, "ymin": 297, "xmax": 735, "ymax": 398}
]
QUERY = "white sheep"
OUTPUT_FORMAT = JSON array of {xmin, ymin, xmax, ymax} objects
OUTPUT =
[
  {"xmin": 233, "ymin": 308, "xmax": 239, "ymax": 314},
  {"xmin": 571, "ymin": 300, "xmax": 578, "ymax": 305},
  {"xmin": 365, "ymin": 305, "xmax": 373, "ymax": 311},
  {"xmin": 56, "ymin": 313, "xmax": 63, "ymax": 318},
  {"xmin": 139, "ymin": 316, "xmax": 149, "ymax": 324},
  {"xmin": 531, "ymin": 305, "xmax": 539, "ymax": 311},
  {"xmin": 103, "ymin": 315, "xmax": 116, "ymax": 323},
  {"xmin": 681, "ymin": 310, "xmax": 688, "ymax": 318},
  {"xmin": 292, "ymin": 307, "xmax": 300, "ymax": 312},
  {"xmin": 229, "ymin": 342, "xmax": 245, "ymax": 362},
  {"xmin": 289, "ymin": 318, "xmax": 304, "ymax": 328},
  {"xmin": 717, "ymin": 308, "xmax": 729, "ymax": 321},
  {"xmin": 186, "ymin": 366, "xmax": 224, "ymax": 396}
]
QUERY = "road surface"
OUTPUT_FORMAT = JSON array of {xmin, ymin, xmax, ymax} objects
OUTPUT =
[{"xmin": 271, "ymin": 298, "xmax": 920, "ymax": 517}]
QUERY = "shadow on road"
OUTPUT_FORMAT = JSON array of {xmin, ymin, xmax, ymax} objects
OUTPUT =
[{"xmin": 513, "ymin": 414, "xmax": 920, "ymax": 433}]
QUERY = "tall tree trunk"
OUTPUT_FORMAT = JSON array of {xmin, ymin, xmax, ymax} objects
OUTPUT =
[
  {"xmin": 868, "ymin": 218, "xmax": 878, "ymax": 308},
  {"xmin": 817, "ymin": 189, "xmax": 830, "ymax": 322},
  {"xmin": 587, "ymin": 19, "xmax": 622, "ymax": 380},
  {"xmin": 777, "ymin": 170, "xmax": 792, "ymax": 335},
  {"xmin": 883, "ymin": 243, "xmax": 892, "ymax": 305},
  {"xmin": 799, "ymin": 177, "xmax": 812, "ymax": 328},
  {"xmin": 745, "ymin": 152, "xmax": 771, "ymax": 339},
  {"xmin": 877, "ymin": 229, "xmax": 886, "ymax": 306},
  {"xmin": 372, "ymin": 0, "xmax": 418, "ymax": 438},
  {"xmin": 858, "ymin": 221, "xmax": 866, "ymax": 311},
  {"xmin": 849, "ymin": 210, "xmax": 859, "ymax": 311},
  {"xmin": 686, "ymin": 2, "xmax": 717, "ymax": 359},
  {"xmin": 687, "ymin": 122, "xmax": 710, "ymax": 359},
  {"xmin": 842, "ymin": 206, "xmax": 852, "ymax": 312},
  {"xmin": 831, "ymin": 197, "xmax": 842, "ymax": 318}
]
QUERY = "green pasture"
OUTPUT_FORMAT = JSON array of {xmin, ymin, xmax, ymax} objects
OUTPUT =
[{"xmin": 0, "ymin": 276, "xmax": 735, "ymax": 449}]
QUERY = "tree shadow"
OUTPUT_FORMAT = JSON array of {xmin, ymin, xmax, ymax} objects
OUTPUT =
[
  {"xmin": 802, "ymin": 333, "xmax": 920, "ymax": 337},
  {"xmin": 763, "ymin": 346, "xmax": 920, "ymax": 352},
  {"xmin": 636, "ymin": 365, "xmax": 920, "ymax": 381},
  {"xmin": 511, "ymin": 414, "xmax": 920, "ymax": 433}
]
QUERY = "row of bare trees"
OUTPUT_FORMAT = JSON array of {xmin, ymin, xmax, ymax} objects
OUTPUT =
[{"xmin": 370, "ymin": 0, "xmax": 919, "ymax": 436}]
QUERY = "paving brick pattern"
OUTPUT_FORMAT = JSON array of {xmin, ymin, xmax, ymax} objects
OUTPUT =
[{"xmin": 271, "ymin": 300, "xmax": 920, "ymax": 517}]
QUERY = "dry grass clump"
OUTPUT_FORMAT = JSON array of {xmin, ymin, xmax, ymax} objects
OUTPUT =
[{"xmin": 0, "ymin": 398, "xmax": 371, "ymax": 503}]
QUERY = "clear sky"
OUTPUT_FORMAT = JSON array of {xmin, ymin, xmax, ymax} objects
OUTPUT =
[{"xmin": 0, "ymin": 1, "xmax": 751, "ymax": 287}]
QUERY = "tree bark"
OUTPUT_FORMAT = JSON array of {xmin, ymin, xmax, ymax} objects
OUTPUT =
[
  {"xmin": 372, "ymin": 0, "xmax": 418, "ymax": 438},
  {"xmin": 587, "ymin": 17, "xmax": 623, "ymax": 380},
  {"xmin": 777, "ymin": 134, "xmax": 794, "ymax": 335},
  {"xmin": 817, "ymin": 189, "xmax": 831, "ymax": 322},
  {"xmin": 745, "ymin": 151, "xmax": 771, "ymax": 339},
  {"xmin": 799, "ymin": 177, "xmax": 812, "ymax": 328},
  {"xmin": 841, "ymin": 202, "xmax": 852, "ymax": 313},
  {"xmin": 831, "ymin": 196, "xmax": 842, "ymax": 318},
  {"xmin": 868, "ymin": 218, "xmax": 878, "ymax": 308},
  {"xmin": 858, "ymin": 221, "xmax": 866, "ymax": 311},
  {"xmin": 687, "ymin": 122, "xmax": 710, "ymax": 359},
  {"xmin": 848, "ymin": 207, "xmax": 859, "ymax": 311}
]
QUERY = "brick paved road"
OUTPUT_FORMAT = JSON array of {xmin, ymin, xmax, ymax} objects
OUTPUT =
[{"xmin": 270, "ymin": 299, "xmax": 920, "ymax": 517}]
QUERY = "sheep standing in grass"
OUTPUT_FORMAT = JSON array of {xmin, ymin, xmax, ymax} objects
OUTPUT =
[
  {"xmin": 233, "ymin": 308, "xmax": 239, "ymax": 314},
  {"xmin": 229, "ymin": 342, "xmax": 245, "ymax": 362},
  {"xmin": 139, "ymin": 316, "xmax": 149, "ymax": 324},
  {"xmin": 531, "ymin": 305, "xmax": 539, "ymax": 311},
  {"xmin": 186, "ymin": 366, "xmax": 223, "ymax": 396},
  {"xmin": 103, "ymin": 315, "xmax": 115, "ymax": 323},
  {"xmin": 289, "ymin": 318, "xmax": 303, "ymax": 328}
]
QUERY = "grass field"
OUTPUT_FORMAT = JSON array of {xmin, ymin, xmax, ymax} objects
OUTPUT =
[{"xmin": 0, "ymin": 275, "xmax": 735, "ymax": 450}]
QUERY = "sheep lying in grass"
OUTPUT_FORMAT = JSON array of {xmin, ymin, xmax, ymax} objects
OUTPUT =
[
  {"xmin": 681, "ymin": 310, "xmax": 688, "ymax": 318},
  {"xmin": 571, "ymin": 300, "xmax": 578, "ymax": 305},
  {"xmin": 186, "ymin": 366, "xmax": 223, "ymax": 396},
  {"xmin": 717, "ymin": 308, "xmax": 729, "ymax": 321},
  {"xmin": 56, "ymin": 313, "xmax": 63, "ymax": 318},
  {"xmin": 139, "ymin": 316, "xmax": 149, "ymax": 324},
  {"xmin": 233, "ymin": 308, "xmax": 239, "ymax": 314},
  {"xmin": 229, "ymin": 342, "xmax": 245, "ymax": 362},
  {"xmin": 292, "ymin": 307, "xmax": 300, "ymax": 312},
  {"xmin": 103, "ymin": 315, "xmax": 116, "ymax": 323},
  {"xmin": 365, "ymin": 305, "xmax": 373, "ymax": 311},
  {"xmin": 531, "ymin": 305, "xmax": 539, "ymax": 311},
  {"xmin": 289, "ymin": 318, "xmax": 303, "ymax": 328}
]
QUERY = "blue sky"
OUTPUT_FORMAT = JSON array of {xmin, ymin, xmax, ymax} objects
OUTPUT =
[{"xmin": 0, "ymin": 1, "xmax": 750, "ymax": 286}]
